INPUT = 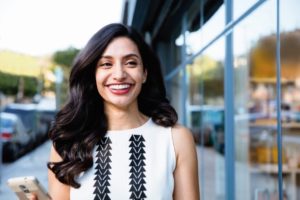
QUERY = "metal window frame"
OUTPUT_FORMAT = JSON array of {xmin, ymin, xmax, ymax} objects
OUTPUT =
[
  {"xmin": 224, "ymin": 0, "xmax": 235, "ymax": 199},
  {"xmin": 276, "ymin": 0, "xmax": 283, "ymax": 199},
  {"xmin": 164, "ymin": 0, "xmax": 268, "ymax": 82}
]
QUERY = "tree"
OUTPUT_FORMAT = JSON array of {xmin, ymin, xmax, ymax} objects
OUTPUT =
[{"xmin": 53, "ymin": 47, "xmax": 80, "ymax": 67}]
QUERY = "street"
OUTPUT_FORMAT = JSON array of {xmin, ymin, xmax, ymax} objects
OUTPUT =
[{"xmin": 0, "ymin": 140, "xmax": 51, "ymax": 199}]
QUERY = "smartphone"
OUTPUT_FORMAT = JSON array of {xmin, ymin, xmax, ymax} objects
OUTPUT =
[{"xmin": 7, "ymin": 176, "xmax": 51, "ymax": 200}]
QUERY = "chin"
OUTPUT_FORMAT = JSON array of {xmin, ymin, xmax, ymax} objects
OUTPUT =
[{"xmin": 106, "ymin": 98, "xmax": 137, "ymax": 109}]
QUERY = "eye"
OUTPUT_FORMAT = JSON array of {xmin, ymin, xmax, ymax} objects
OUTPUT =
[
  {"xmin": 99, "ymin": 62, "xmax": 112, "ymax": 69},
  {"xmin": 125, "ymin": 60, "xmax": 138, "ymax": 67}
]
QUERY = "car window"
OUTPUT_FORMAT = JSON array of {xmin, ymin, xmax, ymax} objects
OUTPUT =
[
  {"xmin": 0, "ymin": 118, "xmax": 14, "ymax": 129},
  {"xmin": 3, "ymin": 108, "xmax": 37, "ymax": 131}
]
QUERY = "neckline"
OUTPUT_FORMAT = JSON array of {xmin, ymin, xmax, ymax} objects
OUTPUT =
[{"xmin": 106, "ymin": 118, "xmax": 152, "ymax": 135}]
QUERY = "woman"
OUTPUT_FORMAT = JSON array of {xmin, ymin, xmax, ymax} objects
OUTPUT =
[{"xmin": 47, "ymin": 23, "xmax": 199, "ymax": 200}]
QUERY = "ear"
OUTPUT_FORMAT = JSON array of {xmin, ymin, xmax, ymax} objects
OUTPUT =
[{"xmin": 143, "ymin": 69, "xmax": 147, "ymax": 83}]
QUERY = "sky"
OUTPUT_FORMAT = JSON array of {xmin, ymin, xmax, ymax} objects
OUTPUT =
[{"xmin": 0, "ymin": 0, "xmax": 123, "ymax": 56}]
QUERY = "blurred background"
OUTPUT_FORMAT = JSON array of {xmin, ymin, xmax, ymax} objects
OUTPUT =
[{"xmin": 1, "ymin": 0, "xmax": 300, "ymax": 199}]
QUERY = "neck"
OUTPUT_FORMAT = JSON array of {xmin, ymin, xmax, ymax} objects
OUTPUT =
[{"xmin": 104, "ymin": 104, "xmax": 148, "ymax": 131}]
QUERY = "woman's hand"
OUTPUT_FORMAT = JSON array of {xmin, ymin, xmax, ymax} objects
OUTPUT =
[{"xmin": 28, "ymin": 193, "xmax": 38, "ymax": 200}]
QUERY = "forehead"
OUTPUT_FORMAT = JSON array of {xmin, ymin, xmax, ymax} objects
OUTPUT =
[{"xmin": 102, "ymin": 37, "xmax": 140, "ymax": 57}]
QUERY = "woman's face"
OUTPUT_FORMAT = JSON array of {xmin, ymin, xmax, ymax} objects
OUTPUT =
[{"xmin": 95, "ymin": 37, "xmax": 147, "ymax": 110}]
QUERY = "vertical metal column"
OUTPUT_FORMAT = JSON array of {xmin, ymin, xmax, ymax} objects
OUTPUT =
[
  {"xmin": 224, "ymin": 0, "xmax": 235, "ymax": 200},
  {"xmin": 275, "ymin": 0, "xmax": 283, "ymax": 199},
  {"xmin": 181, "ymin": 15, "xmax": 188, "ymax": 126},
  {"xmin": 199, "ymin": 1, "xmax": 205, "ymax": 200}
]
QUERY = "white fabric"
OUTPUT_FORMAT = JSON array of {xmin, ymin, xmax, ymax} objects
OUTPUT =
[{"xmin": 70, "ymin": 118, "xmax": 176, "ymax": 200}]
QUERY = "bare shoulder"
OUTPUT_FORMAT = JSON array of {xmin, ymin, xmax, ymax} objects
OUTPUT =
[
  {"xmin": 172, "ymin": 124, "xmax": 193, "ymax": 136},
  {"xmin": 171, "ymin": 124, "xmax": 196, "ymax": 157},
  {"xmin": 172, "ymin": 124, "xmax": 195, "ymax": 146}
]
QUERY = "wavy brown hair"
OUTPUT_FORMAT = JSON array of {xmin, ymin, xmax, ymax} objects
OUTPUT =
[{"xmin": 47, "ymin": 23, "xmax": 178, "ymax": 188}]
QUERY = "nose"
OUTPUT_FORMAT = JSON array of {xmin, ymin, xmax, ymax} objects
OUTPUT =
[{"xmin": 112, "ymin": 63, "xmax": 126, "ymax": 81}]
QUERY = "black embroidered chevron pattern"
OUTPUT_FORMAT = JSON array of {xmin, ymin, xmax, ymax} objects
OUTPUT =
[
  {"xmin": 129, "ymin": 135, "xmax": 146, "ymax": 200},
  {"xmin": 93, "ymin": 137, "xmax": 112, "ymax": 200}
]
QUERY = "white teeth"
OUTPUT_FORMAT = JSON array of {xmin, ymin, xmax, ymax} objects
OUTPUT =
[{"xmin": 109, "ymin": 84, "xmax": 130, "ymax": 90}]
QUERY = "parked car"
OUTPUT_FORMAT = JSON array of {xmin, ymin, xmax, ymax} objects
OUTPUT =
[
  {"xmin": 0, "ymin": 112, "xmax": 32, "ymax": 162},
  {"xmin": 4, "ymin": 104, "xmax": 39, "ymax": 139},
  {"xmin": 3, "ymin": 101, "xmax": 56, "ymax": 144},
  {"xmin": 34, "ymin": 97, "xmax": 56, "ymax": 135}
]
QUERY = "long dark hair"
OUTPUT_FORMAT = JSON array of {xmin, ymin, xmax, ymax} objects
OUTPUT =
[{"xmin": 47, "ymin": 23, "xmax": 178, "ymax": 188}]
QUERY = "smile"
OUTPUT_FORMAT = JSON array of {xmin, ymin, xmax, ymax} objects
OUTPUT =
[
  {"xmin": 108, "ymin": 84, "xmax": 131, "ymax": 90},
  {"xmin": 107, "ymin": 83, "xmax": 132, "ymax": 95}
]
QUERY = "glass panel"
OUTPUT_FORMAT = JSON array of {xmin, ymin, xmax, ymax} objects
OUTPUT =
[
  {"xmin": 188, "ymin": 38, "xmax": 225, "ymax": 106},
  {"xmin": 232, "ymin": 0, "xmax": 284, "ymax": 199},
  {"xmin": 159, "ymin": 39, "xmax": 183, "ymax": 74},
  {"xmin": 233, "ymin": 0, "xmax": 260, "ymax": 20},
  {"xmin": 183, "ymin": 4, "xmax": 225, "ymax": 55},
  {"xmin": 188, "ymin": 37, "xmax": 225, "ymax": 200},
  {"xmin": 280, "ymin": 0, "xmax": 300, "ymax": 200},
  {"xmin": 169, "ymin": 72, "xmax": 185, "ymax": 124}
]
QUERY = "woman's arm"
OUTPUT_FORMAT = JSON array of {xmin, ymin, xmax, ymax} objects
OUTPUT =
[
  {"xmin": 172, "ymin": 124, "xmax": 200, "ymax": 200},
  {"xmin": 48, "ymin": 145, "xmax": 70, "ymax": 200}
]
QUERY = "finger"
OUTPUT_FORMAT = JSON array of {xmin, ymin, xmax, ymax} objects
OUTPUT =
[{"xmin": 28, "ymin": 193, "xmax": 38, "ymax": 200}]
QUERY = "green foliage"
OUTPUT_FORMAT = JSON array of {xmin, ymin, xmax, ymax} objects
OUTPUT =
[
  {"xmin": 23, "ymin": 76, "xmax": 38, "ymax": 96},
  {"xmin": 0, "ymin": 72, "xmax": 37, "ymax": 96},
  {"xmin": 202, "ymin": 79, "xmax": 224, "ymax": 98},
  {"xmin": 0, "ymin": 72, "xmax": 18, "ymax": 94},
  {"xmin": 53, "ymin": 47, "xmax": 80, "ymax": 67}
]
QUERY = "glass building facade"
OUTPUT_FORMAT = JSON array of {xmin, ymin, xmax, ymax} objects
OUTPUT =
[{"xmin": 123, "ymin": 0, "xmax": 300, "ymax": 199}]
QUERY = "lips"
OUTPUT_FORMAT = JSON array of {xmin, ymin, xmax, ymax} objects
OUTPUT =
[{"xmin": 106, "ymin": 83, "xmax": 132, "ymax": 95}]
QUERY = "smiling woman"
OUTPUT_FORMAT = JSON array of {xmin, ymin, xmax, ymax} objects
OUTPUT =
[{"xmin": 46, "ymin": 23, "xmax": 199, "ymax": 200}]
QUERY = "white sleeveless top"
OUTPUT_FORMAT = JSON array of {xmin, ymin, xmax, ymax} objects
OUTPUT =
[{"xmin": 70, "ymin": 118, "xmax": 176, "ymax": 200}]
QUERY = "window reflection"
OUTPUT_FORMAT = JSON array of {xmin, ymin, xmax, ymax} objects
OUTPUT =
[
  {"xmin": 188, "ymin": 38, "xmax": 225, "ymax": 200},
  {"xmin": 232, "ymin": 0, "xmax": 300, "ymax": 199}
]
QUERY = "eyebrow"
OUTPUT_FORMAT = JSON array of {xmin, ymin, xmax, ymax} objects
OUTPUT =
[
  {"xmin": 123, "ymin": 53, "xmax": 140, "ymax": 59},
  {"xmin": 100, "ymin": 53, "xmax": 141, "ymax": 60}
]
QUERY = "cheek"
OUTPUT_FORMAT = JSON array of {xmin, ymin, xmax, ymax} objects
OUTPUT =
[
  {"xmin": 95, "ymin": 72, "xmax": 106, "ymax": 91},
  {"xmin": 134, "ymin": 74, "xmax": 145, "ymax": 93},
  {"xmin": 133, "ymin": 70, "xmax": 146, "ymax": 83},
  {"xmin": 95, "ymin": 69, "xmax": 108, "ymax": 83}
]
